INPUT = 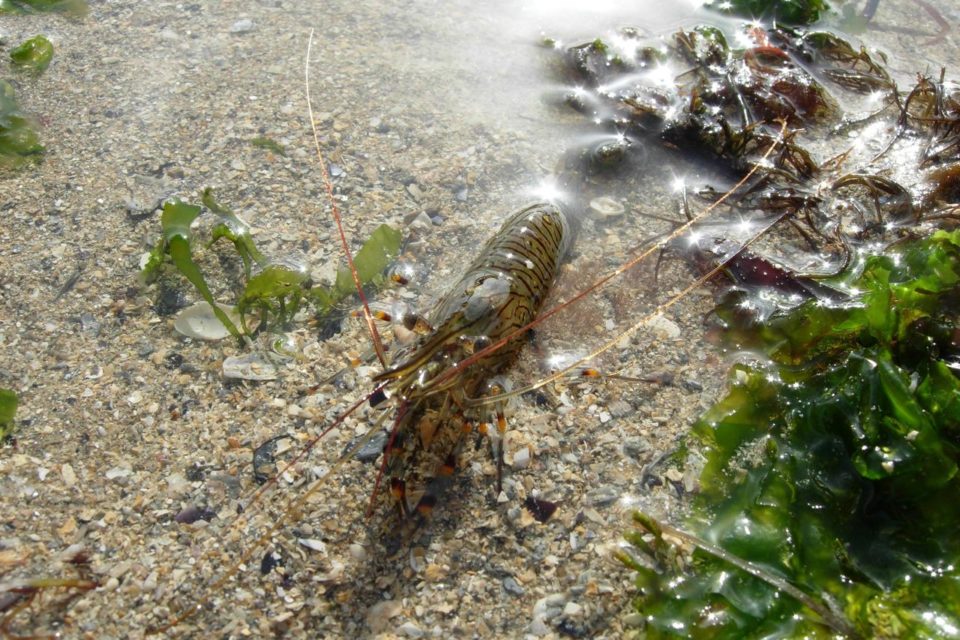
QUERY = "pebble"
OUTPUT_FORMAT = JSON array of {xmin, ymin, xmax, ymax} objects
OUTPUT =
[
  {"xmin": 584, "ymin": 486, "xmax": 619, "ymax": 507},
  {"xmin": 61, "ymin": 463, "xmax": 76, "ymax": 488},
  {"xmin": 406, "ymin": 183, "xmax": 423, "ymax": 201},
  {"xmin": 589, "ymin": 196, "xmax": 625, "ymax": 219},
  {"xmin": 502, "ymin": 576, "xmax": 525, "ymax": 596},
  {"xmin": 408, "ymin": 211, "xmax": 433, "ymax": 231},
  {"xmin": 623, "ymin": 437, "xmax": 650, "ymax": 458},
  {"xmin": 397, "ymin": 621, "xmax": 424, "ymax": 638},
  {"xmin": 175, "ymin": 505, "xmax": 217, "ymax": 524},
  {"xmin": 348, "ymin": 543, "xmax": 367, "ymax": 561},
  {"xmin": 366, "ymin": 600, "xmax": 402, "ymax": 632},
  {"xmin": 608, "ymin": 399, "xmax": 634, "ymax": 418},
  {"xmin": 531, "ymin": 592, "xmax": 569, "ymax": 635},
  {"xmin": 79, "ymin": 313, "xmax": 101, "ymax": 335},
  {"xmin": 229, "ymin": 19, "xmax": 255, "ymax": 33},
  {"xmin": 105, "ymin": 466, "xmax": 132, "ymax": 480},
  {"xmin": 511, "ymin": 446, "xmax": 531, "ymax": 469},
  {"xmin": 349, "ymin": 430, "xmax": 388, "ymax": 463},
  {"xmin": 297, "ymin": 538, "xmax": 327, "ymax": 553},
  {"xmin": 623, "ymin": 612, "xmax": 646, "ymax": 627},
  {"xmin": 647, "ymin": 314, "xmax": 682, "ymax": 340},
  {"xmin": 222, "ymin": 353, "xmax": 278, "ymax": 381}
]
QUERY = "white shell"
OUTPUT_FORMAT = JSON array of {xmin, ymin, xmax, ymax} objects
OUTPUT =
[
  {"xmin": 173, "ymin": 302, "xmax": 242, "ymax": 340},
  {"xmin": 222, "ymin": 353, "xmax": 278, "ymax": 381},
  {"xmin": 589, "ymin": 196, "xmax": 626, "ymax": 219}
]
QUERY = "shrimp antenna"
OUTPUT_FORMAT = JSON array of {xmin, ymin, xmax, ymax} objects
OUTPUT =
[{"xmin": 305, "ymin": 29, "xmax": 388, "ymax": 367}]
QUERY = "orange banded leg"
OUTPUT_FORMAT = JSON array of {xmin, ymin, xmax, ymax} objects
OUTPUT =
[{"xmin": 477, "ymin": 377, "xmax": 512, "ymax": 496}]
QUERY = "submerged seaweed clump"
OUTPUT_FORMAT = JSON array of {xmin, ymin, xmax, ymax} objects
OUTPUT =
[
  {"xmin": 10, "ymin": 34, "xmax": 54, "ymax": 74},
  {"xmin": 552, "ymin": 19, "xmax": 960, "ymax": 639},
  {"xmin": 0, "ymin": 387, "xmax": 18, "ymax": 440},
  {"xmin": 0, "ymin": 0, "xmax": 87, "ymax": 16},
  {"xmin": 704, "ymin": 0, "xmax": 830, "ymax": 25},
  {"xmin": 619, "ymin": 229, "xmax": 960, "ymax": 638},
  {"xmin": 555, "ymin": 22, "xmax": 959, "ymax": 322},
  {"xmin": 0, "ymin": 79, "xmax": 44, "ymax": 168}
]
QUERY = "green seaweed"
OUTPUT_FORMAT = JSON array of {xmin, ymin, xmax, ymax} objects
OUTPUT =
[
  {"xmin": 0, "ymin": 388, "xmax": 17, "ymax": 440},
  {"xmin": 305, "ymin": 222, "xmax": 402, "ymax": 315},
  {"xmin": 0, "ymin": 79, "xmax": 43, "ymax": 168},
  {"xmin": 333, "ymin": 224, "xmax": 402, "ymax": 300},
  {"xmin": 143, "ymin": 190, "xmax": 402, "ymax": 339},
  {"xmin": 622, "ymin": 230, "xmax": 960, "ymax": 638},
  {"xmin": 251, "ymin": 136, "xmax": 286, "ymax": 156},
  {"xmin": 142, "ymin": 198, "xmax": 243, "ymax": 339},
  {"xmin": 10, "ymin": 35, "xmax": 54, "ymax": 74},
  {"xmin": 202, "ymin": 188, "xmax": 266, "ymax": 279},
  {"xmin": 705, "ymin": 0, "xmax": 830, "ymax": 25},
  {"xmin": 0, "ymin": 0, "xmax": 87, "ymax": 16},
  {"xmin": 237, "ymin": 265, "xmax": 309, "ymax": 333}
]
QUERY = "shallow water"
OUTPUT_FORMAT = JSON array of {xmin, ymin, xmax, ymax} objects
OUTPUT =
[{"xmin": 1, "ymin": 1, "xmax": 958, "ymax": 637}]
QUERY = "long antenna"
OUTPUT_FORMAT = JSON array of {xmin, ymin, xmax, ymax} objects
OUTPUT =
[{"xmin": 305, "ymin": 29, "xmax": 388, "ymax": 367}]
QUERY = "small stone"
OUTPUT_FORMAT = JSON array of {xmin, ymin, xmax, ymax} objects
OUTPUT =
[
  {"xmin": 589, "ymin": 196, "xmax": 625, "ymax": 219},
  {"xmin": 222, "ymin": 353, "xmax": 278, "ymax": 381},
  {"xmin": 175, "ymin": 506, "xmax": 217, "ymax": 524},
  {"xmin": 563, "ymin": 601, "xmax": 584, "ymax": 618},
  {"xmin": 61, "ymin": 463, "xmax": 76, "ymax": 488},
  {"xmin": 511, "ymin": 446, "xmax": 531, "ymax": 469},
  {"xmin": 608, "ymin": 399, "xmax": 634, "ymax": 418},
  {"xmin": 530, "ymin": 619, "xmax": 551, "ymax": 636},
  {"xmin": 406, "ymin": 183, "xmax": 423, "ymax": 201},
  {"xmin": 348, "ymin": 430, "xmax": 388, "ymax": 463},
  {"xmin": 349, "ymin": 543, "xmax": 367, "ymax": 561},
  {"xmin": 503, "ymin": 576, "xmax": 525, "ymax": 596},
  {"xmin": 57, "ymin": 516, "xmax": 77, "ymax": 539},
  {"xmin": 397, "ymin": 621, "xmax": 424, "ymax": 638},
  {"xmin": 647, "ymin": 314, "xmax": 681, "ymax": 340},
  {"xmin": 105, "ymin": 466, "xmax": 132, "ymax": 480},
  {"xmin": 166, "ymin": 473, "xmax": 190, "ymax": 495},
  {"xmin": 664, "ymin": 467, "xmax": 684, "ymax": 483},
  {"xmin": 409, "ymin": 547, "xmax": 426, "ymax": 572},
  {"xmin": 623, "ymin": 437, "xmax": 649, "ymax": 458},
  {"xmin": 229, "ymin": 19, "xmax": 255, "ymax": 33},
  {"xmin": 408, "ymin": 211, "xmax": 432, "ymax": 231},
  {"xmin": 79, "ymin": 313, "xmax": 101, "ymax": 335},
  {"xmin": 298, "ymin": 538, "xmax": 327, "ymax": 553},
  {"xmin": 582, "ymin": 507, "xmax": 605, "ymax": 524},
  {"xmin": 366, "ymin": 600, "xmax": 402, "ymax": 632},
  {"xmin": 623, "ymin": 612, "xmax": 645, "ymax": 627},
  {"xmin": 585, "ymin": 486, "xmax": 619, "ymax": 507}
]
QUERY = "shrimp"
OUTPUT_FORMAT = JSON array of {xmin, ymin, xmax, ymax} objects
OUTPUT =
[{"xmin": 368, "ymin": 201, "xmax": 572, "ymax": 549}]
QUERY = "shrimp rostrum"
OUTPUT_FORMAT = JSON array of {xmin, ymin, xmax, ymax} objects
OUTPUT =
[{"xmin": 359, "ymin": 201, "xmax": 573, "ymax": 549}]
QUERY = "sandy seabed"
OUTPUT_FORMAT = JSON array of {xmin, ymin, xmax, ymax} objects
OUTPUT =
[{"xmin": 1, "ymin": 1, "xmax": 957, "ymax": 638}]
